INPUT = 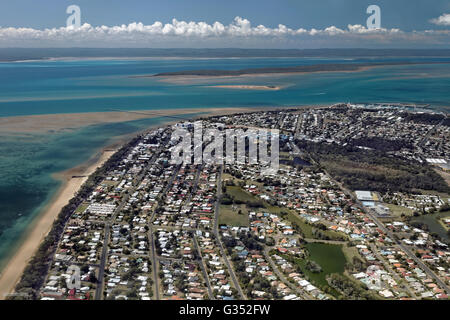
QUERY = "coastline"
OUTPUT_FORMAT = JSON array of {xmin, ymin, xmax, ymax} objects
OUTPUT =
[
  {"xmin": 0, "ymin": 107, "xmax": 266, "ymax": 134},
  {"xmin": 153, "ymin": 66, "xmax": 374, "ymax": 87},
  {"xmin": 153, "ymin": 66, "xmax": 374, "ymax": 85},
  {"xmin": 3, "ymin": 102, "xmax": 441, "ymax": 299},
  {"xmin": 0, "ymin": 106, "xmax": 273, "ymax": 299},
  {"xmin": 0, "ymin": 147, "xmax": 116, "ymax": 299}
]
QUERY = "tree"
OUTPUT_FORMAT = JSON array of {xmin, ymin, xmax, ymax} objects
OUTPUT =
[{"xmin": 89, "ymin": 272, "xmax": 98, "ymax": 283}]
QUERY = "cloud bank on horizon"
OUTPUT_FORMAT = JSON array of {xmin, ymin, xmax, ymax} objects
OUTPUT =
[
  {"xmin": 430, "ymin": 13, "xmax": 450, "ymax": 26},
  {"xmin": 1, "ymin": 15, "xmax": 449, "ymax": 48}
]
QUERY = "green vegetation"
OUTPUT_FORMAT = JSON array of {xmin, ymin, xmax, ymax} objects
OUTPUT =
[
  {"xmin": 411, "ymin": 209, "xmax": 450, "ymax": 242},
  {"xmin": 296, "ymin": 139, "xmax": 450, "ymax": 194},
  {"xmin": 267, "ymin": 205, "xmax": 346, "ymax": 241},
  {"xmin": 284, "ymin": 243, "xmax": 348, "ymax": 298},
  {"xmin": 222, "ymin": 182, "xmax": 345, "ymax": 241},
  {"xmin": 328, "ymin": 273, "xmax": 381, "ymax": 300},
  {"xmin": 75, "ymin": 203, "xmax": 89, "ymax": 213},
  {"xmin": 154, "ymin": 61, "xmax": 436, "ymax": 77},
  {"xmin": 438, "ymin": 210, "xmax": 450, "ymax": 232},
  {"xmin": 226, "ymin": 186, "xmax": 257, "ymax": 203},
  {"xmin": 404, "ymin": 112, "xmax": 446, "ymax": 125},
  {"xmin": 305, "ymin": 243, "xmax": 347, "ymax": 277},
  {"xmin": 341, "ymin": 244, "xmax": 363, "ymax": 263},
  {"xmin": 218, "ymin": 204, "xmax": 249, "ymax": 227},
  {"xmin": 10, "ymin": 136, "xmax": 143, "ymax": 300},
  {"xmin": 350, "ymin": 137, "xmax": 412, "ymax": 152},
  {"xmin": 384, "ymin": 203, "xmax": 414, "ymax": 217}
]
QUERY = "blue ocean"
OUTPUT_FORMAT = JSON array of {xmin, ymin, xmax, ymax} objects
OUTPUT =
[{"xmin": 0, "ymin": 56, "xmax": 449, "ymax": 269}]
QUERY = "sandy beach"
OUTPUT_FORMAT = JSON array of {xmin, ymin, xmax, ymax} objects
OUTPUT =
[
  {"xmin": 0, "ymin": 109, "xmax": 202, "ymax": 134},
  {"xmin": 0, "ymin": 104, "xmax": 375, "ymax": 298},
  {"xmin": 0, "ymin": 106, "xmax": 282, "ymax": 298},
  {"xmin": 0, "ymin": 148, "xmax": 116, "ymax": 299},
  {"xmin": 152, "ymin": 65, "xmax": 374, "ymax": 85},
  {"xmin": 0, "ymin": 107, "xmax": 267, "ymax": 134}
]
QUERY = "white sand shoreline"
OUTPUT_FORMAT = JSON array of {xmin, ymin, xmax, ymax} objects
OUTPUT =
[
  {"xmin": 0, "ymin": 106, "xmax": 276, "ymax": 299},
  {"xmin": 0, "ymin": 107, "xmax": 271, "ymax": 134},
  {"xmin": 0, "ymin": 148, "xmax": 116, "ymax": 299}
]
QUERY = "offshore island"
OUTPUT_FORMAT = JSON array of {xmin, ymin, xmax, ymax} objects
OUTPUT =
[
  {"xmin": 2, "ymin": 103, "xmax": 449, "ymax": 301},
  {"xmin": 150, "ymin": 61, "xmax": 446, "ymax": 77}
]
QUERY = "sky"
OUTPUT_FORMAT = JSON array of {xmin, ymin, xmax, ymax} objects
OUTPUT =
[{"xmin": 0, "ymin": 0, "xmax": 449, "ymax": 48}]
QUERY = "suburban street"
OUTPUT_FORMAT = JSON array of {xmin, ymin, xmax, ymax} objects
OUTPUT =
[
  {"xmin": 263, "ymin": 247, "xmax": 313, "ymax": 300},
  {"xmin": 291, "ymin": 140, "xmax": 450, "ymax": 295},
  {"xmin": 213, "ymin": 166, "xmax": 247, "ymax": 299}
]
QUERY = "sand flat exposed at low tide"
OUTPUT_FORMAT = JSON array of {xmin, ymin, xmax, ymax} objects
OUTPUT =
[
  {"xmin": 0, "ymin": 107, "xmax": 260, "ymax": 134},
  {"xmin": 0, "ymin": 106, "xmax": 277, "ymax": 298}
]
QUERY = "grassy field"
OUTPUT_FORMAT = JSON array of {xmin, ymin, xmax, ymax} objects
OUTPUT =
[
  {"xmin": 265, "ymin": 205, "xmax": 314, "ymax": 238},
  {"xmin": 102, "ymin": 180, "xmax": 119, "ymax": 187},
  {"xmin": 226, "ymin": 186, "xmax": 255, "ymax": 202},
  {"xmin": 223, "ymin": 183, "xmax": 346, "ymax": 241},
  {"xmin": 384, "ymin": 203, "xmax": 414, "ymax": 217},
  {"xmin": 75, "ymin": 203, "xmax": 89, "ymax": 213},
  {"xmin": 222, "ymin": 173, "xmax": 239, "ymax": 185},
  {"xmin": 341, "ymin": 244, "xmax": 363, "ymax": 262},
  {"xmin": 218, "ymin": 204, "xmax": 250, "ymax": 227}
]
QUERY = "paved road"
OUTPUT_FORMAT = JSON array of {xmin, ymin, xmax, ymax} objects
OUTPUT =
[
  {"xmin": 148, "ymin": 164, "xmax": 181, "ymax": 300},
  {"xmin": 149, "ymin": 164, "xmax": 180, "ymax": 224},
  {"xmin": 340, "ymin": 179, "xmax": 449, "ymax": 294},
  {"xmin": 184, "ymin": 164, "xmax": 203, "ymax": 206},
  {"xmin": 193, "ymin": 235, "xmax": 214, "ymax": 299},
  {"xmin": 95, "ymin": 143, "xmax": 167, "ymax": 300},
  {"xmin": 418, "ymin": 117, "xmax": 445, "ymax": 148},
  {"xmin": 369, "ymin": 243, "xmax": 417, "ymax": 299},
  {"xmin": 148, "ymin": 226, "xmax": 160, "ymax": 300},
  {"xmin": 292, "ymin": 141, "xmax": 450, "ymax": 295},
  {"xmin": 263, "ymin": 248, "xmax": 312, "ymax": 300},
  {"xmin": 213, "ymin": 166, "xmax": 247, "ymax": 299},
  {"xmin": 189, "ymin": 165, "xmax": 216, "ymax": 299},
  {"xmin": 355, "ymin": 197, "xmax": 450, "ymax": 295},
  {"xmin": 294, "ymin": 112, "xmax": 303, "ymax": 138},
  {"xmin": 94, "ymin": 226, "xmax": 110, "ymax": 300},
  {"xmin": 95, "ymin": 189, "xmax": 132, "ymax": 300},
  {"xmin": 95, "ymin": 178, "xmax": 138, "ymax": 299}
]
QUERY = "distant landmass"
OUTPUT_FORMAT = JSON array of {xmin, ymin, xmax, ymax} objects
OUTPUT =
[
  {"xmin": 1, "ymin": 48, "xmax": 450, "ymax": 62},
  {"xmin": 151, "ymin": 61, "xmax": 447, "ymax": 77}
]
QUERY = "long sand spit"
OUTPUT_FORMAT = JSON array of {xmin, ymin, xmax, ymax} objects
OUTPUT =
[{"xmin": 0, "ymin": 107, "xmax": 281, "ymax": 134}]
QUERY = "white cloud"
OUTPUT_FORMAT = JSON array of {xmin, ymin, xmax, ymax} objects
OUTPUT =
[
  {"xmin": 430, "ymin": 13, "xmax": 450, "ymax": 26},
  {"xmin": 0, "ymin": 16, "xmax": 448, "ymax": 47}
]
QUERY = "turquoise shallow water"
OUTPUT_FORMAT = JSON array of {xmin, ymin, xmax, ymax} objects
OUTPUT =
[
  {"xmin": 0, "ymin": 57, "xmax": 449, "ymax": 116},
  {"xmin": 0, "ymin": 56, "xmax": 449, "ymax": 270},
  {"xmin": 0, "ymin": 116, "xmax": 183, "ymax": 270}
]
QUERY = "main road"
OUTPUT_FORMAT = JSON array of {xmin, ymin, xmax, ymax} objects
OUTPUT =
[
  {"xmin": 192, "ymin": 235, "xmax": 214, "ymax": 299},
  {"xmin": 148, "ymin": 164, "xmax": 181, "ymax": 300},
  {"xmin": 213, "ymin": 166, "xmax": 247, "ymax": 299},
  {"xmin": 96, "ymin": 143, "xmax": 168, "ymax": 300},
  {"xmin": 291, "ymin": 141, "xmax": 450, "ymax": 295}
]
